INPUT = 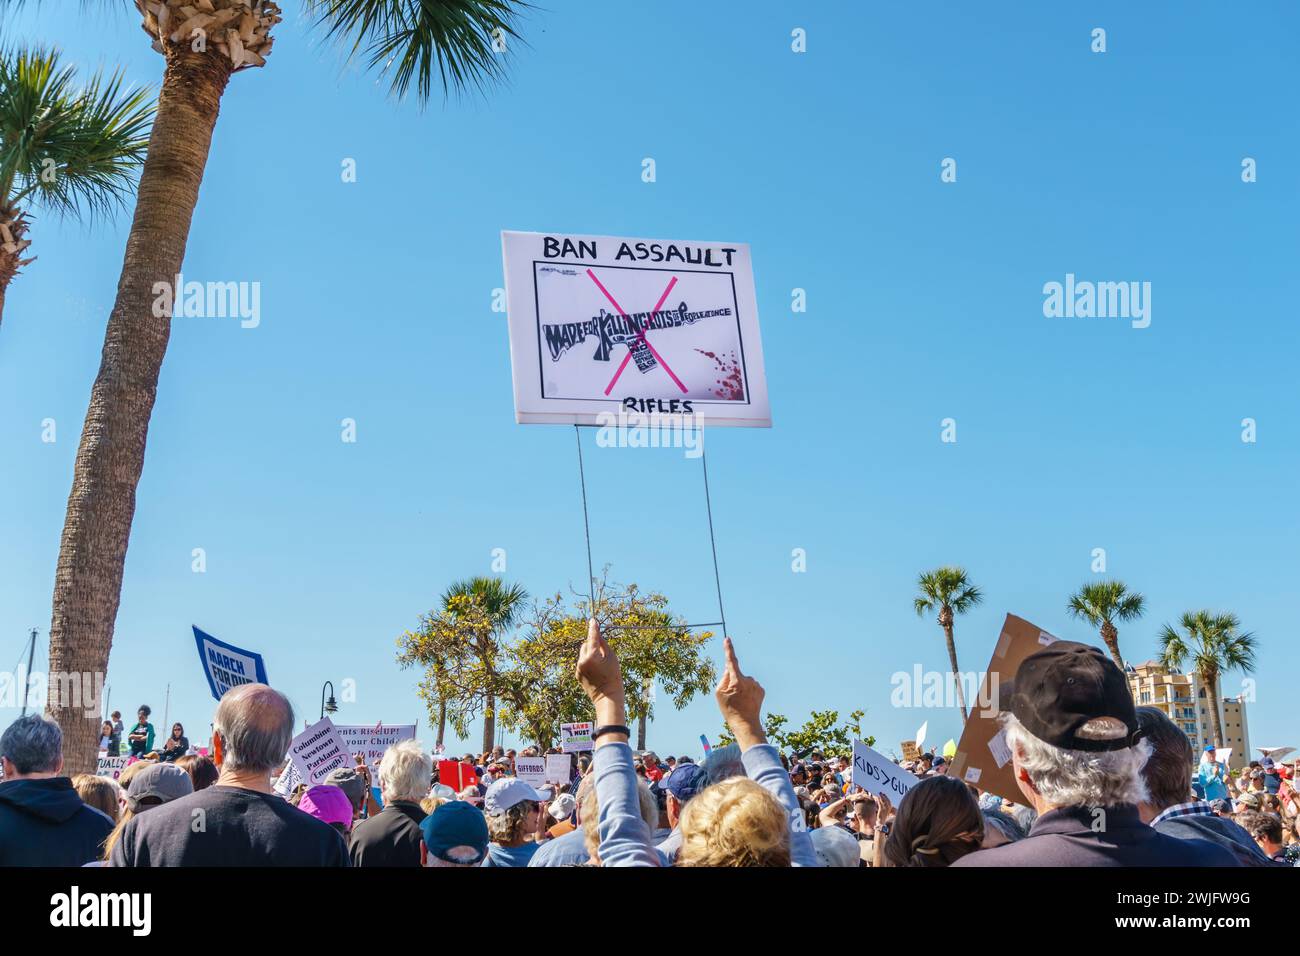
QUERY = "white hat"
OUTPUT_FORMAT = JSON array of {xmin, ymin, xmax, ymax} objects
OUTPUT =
[
  {"xmin": 548, "ymin": 792, "xmax": 577, "ymax": 820},
  {"xmin": 429, "ymin": 783, "xmax": 456, "ymax": 801},
  {"xmin": 483, "ymin": 776, "xmax": 552, "ymax": 816}
]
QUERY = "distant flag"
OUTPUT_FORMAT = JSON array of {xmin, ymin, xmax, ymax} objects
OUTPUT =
[{"xmin": 700, "ymin": 734, "xmax": 711, "ymax": 754}]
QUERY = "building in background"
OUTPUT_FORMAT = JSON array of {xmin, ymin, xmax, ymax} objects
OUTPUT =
[{"xmin": 1127, "ymin": 661, "xmax": 1250, "ymax": 771}]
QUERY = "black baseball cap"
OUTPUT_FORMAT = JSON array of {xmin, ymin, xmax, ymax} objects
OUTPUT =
[{"xmin": 1004, "ymin": 640, "xmax": 1140, "ymax": 752}]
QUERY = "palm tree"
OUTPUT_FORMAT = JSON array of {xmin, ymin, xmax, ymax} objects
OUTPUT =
[
  {"xmin": 442, "ymin": 576, "xmax": 528, "ymax": 752},
  {"xmin": 1158, "ymin": 611, "xmax": 1257, "ymax": 749},
  {"xmin": 25, "ymin": 0, "xmax": 530, "ymax": 774},
  {"xmin": 913, "ymin": 567, "xmax": 982, "ymax": 724},
  {"xmin": 1066, "ymin": 580, "xmax": 1145, "ymax": 671},
  {"xmin": 0, "ymin": 45, "xmax": 153, "ymax": 331}
]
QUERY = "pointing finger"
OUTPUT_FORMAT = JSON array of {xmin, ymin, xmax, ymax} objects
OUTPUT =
[{"xmin": 723, "ymin": 636, "xmax": 742, "ymax": 677}]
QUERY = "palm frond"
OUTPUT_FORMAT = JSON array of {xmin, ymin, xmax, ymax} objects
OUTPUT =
[
  {"xmin": 307, "ymin": 0, "xmax": 530, "ymax": 103},
  {"xmin": 0, "ymin": 44, "xmax": 153, "ymax": 221}
]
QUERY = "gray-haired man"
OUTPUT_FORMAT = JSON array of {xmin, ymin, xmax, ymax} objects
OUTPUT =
[
  {"xmin": 0, "ymin": 714, "xmax": 113, "ymax": 865},
  {"xmin": 110, "ymin": 684, "xmax": 348, "ymax": 866}
]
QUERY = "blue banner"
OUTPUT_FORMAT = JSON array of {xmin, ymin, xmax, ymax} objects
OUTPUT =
[{"xmin": 193, "ymin": 626, "xmax": 269, "ymax": 701}]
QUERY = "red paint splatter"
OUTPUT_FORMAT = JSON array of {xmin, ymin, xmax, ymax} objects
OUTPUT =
[{"xmin": 695, "ymin": 349, "xmax": 744, "ymax": 400}]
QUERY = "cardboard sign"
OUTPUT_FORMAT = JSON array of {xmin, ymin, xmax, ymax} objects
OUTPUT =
[
  {"xmin": 561, "ymin": 721, "xmax": 594, "ymax": 753},
  {"xmin": 851, "ymin": 740, "xmax": 919, "ymax": 800},
  {"xmin": 515, "ymin": 756, "xmax": 548, "ymax": 790},
  {"xmin": 334, "ymin": 723, "xmax": 417, "ymax": 781},
  {"xmin": 438, "ymin": 760, "xmax": 479, "ymax": 792},
  {"xmin": 96, "ymin": 753, "xmax": 128, "ymax": 781},
  {"xmin": 501, "ymin": 230, "xmax": 770, "ymax": 427},
  {"xmin": 287, "ymin": 717, "xmax": 352, "ymax": 787},
  {"xmin": 193, "ymin": 625, "xmax": 268, "ymax": 701},
  {"xmin": 900, "ymin": 740, "xmax": 919, "ymax": 762},
  {"xmin": 950, "ymin": 613, "xmax": 1061, "ymax": 805},
  {"xmin": 545, "ymin": 753, "xmax": 572, "ymax": 785}
]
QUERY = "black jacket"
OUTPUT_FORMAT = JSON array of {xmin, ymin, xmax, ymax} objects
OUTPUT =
[
  {"xmin": 951, "ymin": 805, "xmax": 1240, "ymax": 867},
  {"xmin": 348, "ymin": 800, "xmax": 426, "ymax": 867},
  {"xmin": 0, "ymin": 777, "xmax": 113, "ymax": 866}
]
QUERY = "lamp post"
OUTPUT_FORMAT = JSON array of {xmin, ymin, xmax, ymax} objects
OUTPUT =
[{"xmin": 320, "ymin": 681, "xmax": 338, "ymax": 720}]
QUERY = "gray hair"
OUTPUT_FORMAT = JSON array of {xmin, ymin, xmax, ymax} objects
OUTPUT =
[
  {"xmin": 697, "ymin": 743, "xmax": 745, "ymax": 789},
  {"xmin": 1002, "ymin": 713, "xmax": 1150, "ymax": 809},
  {"xmin": 213, "ymin": 684, "xmax": 294, "ymax": 773},
  {"xmin": 379, "ymin": 739, "xmax": 432, "ymax": 802},
  {"xmin": 581, "ymin": 774, "xmax": 657, "ymax": 859},
  {"xmin": 0, "ymin": 714, "xmax": 62, "ymax": 775}
]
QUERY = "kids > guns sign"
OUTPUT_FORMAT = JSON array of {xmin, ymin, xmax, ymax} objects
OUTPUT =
[{"xmin": 501, "ymin": 231, "xmax": 771, "ymax": 427}]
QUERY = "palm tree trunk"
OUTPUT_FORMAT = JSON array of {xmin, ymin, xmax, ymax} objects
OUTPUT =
[
  {"xmin": 46, "ymin": 49, "xmax": 233, "ymax": 775},
  {"xmin": 436, "ymin": 699, "xmax": 446, "ymax": 750},
  {"xmin": 942, "ymin": 620, "xmax": 969, "ymax": 723},
  {"xmin": 482, "ymin": 691, "xmax": 496, "ymax": 753},
  {"xmin": 636, "ymin": 711, "xmax": 647, "ymax": 751},
  {"xmin": 0, "ymin": 277, "xmax": 7, "ymax": 331},
  {"xmin": 1099, "ymin": 621, "xmax": 1124, "ymax": 670},
  {"xmin": 1203, "ymin": 670, "xmax": 1225, "ymax": 748}
]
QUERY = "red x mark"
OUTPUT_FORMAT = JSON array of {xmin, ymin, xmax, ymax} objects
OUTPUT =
[{"xmin": 586, "ymin": 269, "xmax": 687, "ymax": 395}]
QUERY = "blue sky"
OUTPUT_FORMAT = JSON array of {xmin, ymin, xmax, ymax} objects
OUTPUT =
[{"xmin": 1, "ymin": 2, "xmax": 1295, "ymax": 759}]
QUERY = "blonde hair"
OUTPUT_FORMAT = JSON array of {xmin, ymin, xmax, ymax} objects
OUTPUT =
[
  {"xmin": 487, "ymin": 800, "xmax": 535, "ymax": 844},
  {"xmin": 72, "ymin": 773, "xmax": 120, "ymax": 824},
  {"xmin": 677, "ymin": 777, "xmax": 791, "ymax": 867},
  {"xmin": 420, "ymin": 796, "xmax": 447, "ymax": 816},
  {"xmin": 581, "ymin": 775, "xmax": 658, "ymax": 861}
]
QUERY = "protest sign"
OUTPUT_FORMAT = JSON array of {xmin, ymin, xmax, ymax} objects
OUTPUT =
[
  {"xmin": 900, "ymin": 740, "xmax": 919, "ymax": 762},
  {"xmin": 334, "ymin": 723, "xmax": 416, "ymax": 780},
  {"xmin": 96, "ymin": 753, "xmax": 128, "ymax": 781},
  {"xmin": 545, "ymin": 753, "xmax": 571, "ymax": 785},
  {"xmin": 915, "ymin": 721, "xmax": 928, "ymax": 751},
  {"xmin": 852, "ymin": 740, "xmax": 919, "ymax": 800},
  {"xmin": 942, "ymin": 739, "xmax": 957, "ymax": 760},
  {"xmin": 1215, "ymin": 748, "xmax": 1233, "ymax": 766},
  {"xmin": 561, "ymin": 721, "xmax": 594, "ymax": 753},
  {"xmin": 950, "ymin": 613, "xmax": 1061, "ymax": 805},
  {"xmin": 287, "ymin": 717, "xmax": 352, "ymax": 787},
  {"xmin": 515, "ymin": 756, "xmax": 548, "ymax": 790},
  {"xmin": 501, "ymin": 230, "xmax": 770, "ymax": 427},
  {"xmin": 438, "ymin": 760, "xmax": 479, "ymax": 791},
  {"xmin": 193, "ymin": 626, "xmax": 268, "ymax": 702},
  {"xmin": 273, "ymin": 759, "xmax": 301, "ymax": 797}
]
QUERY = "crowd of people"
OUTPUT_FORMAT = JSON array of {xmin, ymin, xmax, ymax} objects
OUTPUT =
[{"xmin": 0, "ymin": 623, "xmax": 1296, "ymax": 868}]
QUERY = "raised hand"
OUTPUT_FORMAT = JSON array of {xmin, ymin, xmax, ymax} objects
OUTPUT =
[
  {"xmin": 713, "ymin": 636, "xmax": 766, "ymax": 749},
  {"xmin": 576, "ymin": 617, "xmax": 624, "ymax": 705}
]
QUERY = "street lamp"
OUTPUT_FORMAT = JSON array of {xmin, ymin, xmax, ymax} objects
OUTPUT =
[{"xmin": 320, "ymin": 681, "xmax": 338, "ymax": 720}]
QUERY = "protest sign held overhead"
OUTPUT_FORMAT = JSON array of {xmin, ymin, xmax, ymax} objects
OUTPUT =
[
  {"xmin": 287, "ymin": 717, "xmax": 352, "ymax": 788},
  {"xmin": 334, "ymin": 723, "xmax": 416, "ymax": 777},
  {"xmin": 852, "ymin": 740, "xmax": 919, "ymax": 800},
  {"xmin": 501, "ymin": 230, "xmax": 770, "ymax": 427},
  {"xmin": 193, "ymin": 626, "xmax": 268, "ymax": 702},
  {"xmin": 545, "ymin": 753, "xmax": 571, "ymax": 784},
  {"xmin": 560, "ymin": 721, "xmax": 594, "ymax": 753}
]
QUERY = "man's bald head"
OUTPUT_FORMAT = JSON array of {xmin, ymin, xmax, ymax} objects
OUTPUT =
[{"xmin": 214, "ymin": 683, "xmax": 295, "ymax": 773}]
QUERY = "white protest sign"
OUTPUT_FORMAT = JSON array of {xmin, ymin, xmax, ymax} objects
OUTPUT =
[
  {"xmin": 334, "ymin": 723, "xmax": 417, "ymax": 781},
  {"xmin": 915, "ymin": 721, "xmax": 928, "ymax": 751},
  {"xmin": 515, "ymin": 756, "xmax": 548, "ymax": 790},
  {"xmin": 96, "ymin": 753, "xmax": 128, "ymax": 781},
  {"xmin": 545, "ymin": 753, "xmax": 571, "ymax": 785},
  {"xmin": 287, "ymin": 717, "xmax": 353, "ymax": 787},
  {"xmin": 501, "ymin": 230, "xmax": 770, "ymax": 427},
  {"xmin": 273, "ymin": 759, "xmax": 301, "ymax": 797},
  {"xmin": 561, "ymin": 721, "xmax": 594, "ymax": 753},
  {"xmin": 852, "ymin": 740, "xmax": 920, "ymax": 800},
  {"xmin": 1215, "ymin": 747, "xmax": 1232, "ymax": 766}
]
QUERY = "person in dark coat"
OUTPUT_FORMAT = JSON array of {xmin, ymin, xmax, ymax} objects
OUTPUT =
[
  {"xmin": 1135, "ymin": 706, "xmax": 1284, "ymax": 867},
  {"xmin": 0, "ymin": 714, "xmax": 113, "ymax": 866},
  {"xmin": 349, "ymin": 739, "xmax": 430, "ymax": 867},
  {"xmin": 952, "ymin": 641, "xmax": 1238, "ymax": 868}
]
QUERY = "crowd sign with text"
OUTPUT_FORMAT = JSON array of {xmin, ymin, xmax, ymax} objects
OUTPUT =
[
  {"xmin": 501, "ymin": 231, "xmax": 770, "ymax": 427},
  {"xmin": 193, "ymin": 626, "xmax": 268, "ymax": 702},
  {"xmin": 287, "ymin": 717, "xmax": 352, "ymax": 787},
  {"xmin": 334, "ymin": 723, "xmax": 417, "ymax": 778},
  {"xmin": 852, "ymin": 740, "xmax": 920, "ymax": 800},
  {"xmin": 561, "ymin": 721, "xmax": 594, "ymax": 753}
]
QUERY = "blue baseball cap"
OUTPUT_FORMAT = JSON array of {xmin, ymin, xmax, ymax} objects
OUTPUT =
[
  {"xmin": 419, "ymin": 800, "xmax": 489, "ymax": 865},
  {"xmin": 658, "ymin": 762, "xmax": 704, "ymax": 803}
]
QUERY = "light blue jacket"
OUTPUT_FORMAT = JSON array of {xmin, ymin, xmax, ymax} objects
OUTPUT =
[
  {"xmin": 594, "ymin": 740, "xmax": 820, "ymax": 866},
  {"xmin": 1196, "ymin": 759, "xmax": 1229, "ymax": 801}
]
